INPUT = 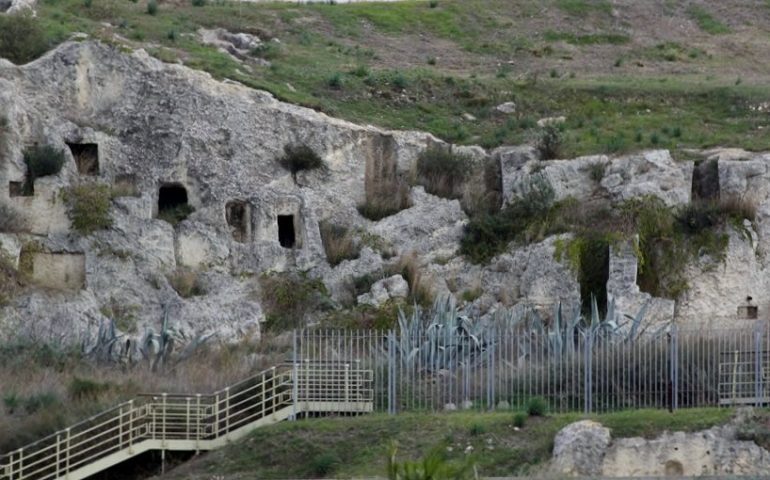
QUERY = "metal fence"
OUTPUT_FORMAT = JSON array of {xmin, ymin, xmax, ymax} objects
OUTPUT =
[{"xmin": 296, "ymin": 322, "xmax": 770, "ymax": 413}]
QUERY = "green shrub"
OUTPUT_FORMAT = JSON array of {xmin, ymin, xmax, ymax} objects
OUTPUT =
[
  {"xmin": 526, "ymin": 397, "xmax": 547, "ymax": 416},
  {"xmin": 460, "ymin": 287, "xmax": 482, "ymax": 303},
  {"xmin": 191, "ymin": 0, "xmax": 206, "ymax": 6},
  {"xmin": 429, "ymin": 0, "xmax": 438, "ymax": 7},
  {"xmin": 513, "ymin": 412, "xmax": 526, "ymax": 428},
  {"xmin": 469, "ymin": 422, "xmax": 486, "ymax": 436},
  {"xmin": 460, "ymin": 175, "xmax": 556, "ymax": 263},
  {"xmin": 260, "ymin": 272, "xmax": 329, "ymax": 332},
  {"xmin": 327, "ymin": 72, "xmax": 344, "ymax": 89},
  {"xmin": 157, "ymin": 204, "xmax": 195, "ymax": 226},
  {"xmin": 147, "ymin": 0, "xmax": 158, "ymax": 15},
  {"xmin": 350, "ymin": 64, "xmax": 370, "ymax": 77},
  {"xmin": 251, "ymin": 42, "xmax": 282, "ymax": 60},
  {"xmin": 0, "ymin": 12, "xmax": 49, "ymax": 65},
  {"xmin": 24, "ymin": 145, "xmax": 65, "ymax": 189},
  {"xmin": 587, "ymin": 162, "xmax": 606, "ymax": 183},
  {"xmin": 675, "ymin": 201, "xmax": 720, "ymax": 235},
  {"xmin": 387, "ymin": 443, "xmax": 476, "ymax": 480},
  {"xmin": 69, "ymin": 377, "xmax": 111, "ymax": 401},
  {"xmin": 167, "ymin": 268, "xmax": 206, "ymax": 298},
  {"xmin": 320, "ymin": 221, "xmax": 360, "ymax": 267},
  {"xmin": 391, "ymin": 72, "xmax": 408, "ymax": 89},
  {"xmin": 3, "ymin": 391, "xmax": 20, "ymax": 414},
  {"xmin": 311, "ymin": 452, "xmax": 340, "ymax": 477},
  {"xmin": 64, "ymin": 183, "xmax": 113, "ymax": 235},
  {"xmin": 416, "ymin": 146, "xmax": 473, "ymax": 199},
  {"xmin": 278, "ymin": 144, "xmax": 326, "ymax": 180},
  {"xmin": 536, "ymin": 125, "xmax": 564, "ymax": 160},
  {"xmin": 24, "ymin": 392, "xmax": 60, "ymax": 414},
  {"xmin": 688, "ymin": 5, "xmax": 730, "ymax": 34}
]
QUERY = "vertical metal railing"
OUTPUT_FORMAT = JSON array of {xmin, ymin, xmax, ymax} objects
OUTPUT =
[{"xmin": 296, "ymin": 323, "xmax": 770, "ymax": 415}]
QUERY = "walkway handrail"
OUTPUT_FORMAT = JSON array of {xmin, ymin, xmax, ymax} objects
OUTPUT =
[{"xmin": 0, "ymin": 363, "xmax": 373, "ymax": 480}]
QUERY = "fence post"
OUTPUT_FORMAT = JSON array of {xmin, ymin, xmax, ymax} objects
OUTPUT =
[
  {"xmin": 388, "ymin": 330, "xmax": 395, "ymax": 415},
  {"xmin": 583, "ymin": 331, "xmax": 592, "ymax": 414},
  {"xmin": 292, "ymin": 329, "xmax": 298, "ymax": 420},
  {"xmin": 345, "ymin": 363, "xmax": 351, "ymax": 404},
  {"xmin": 127, "ymin": 399, "xmax": 134, "ymax": 450},
  {"xmin": 214, "ymin": 392, "xmax": 220, "ymax": 437},
  {"xmin": 195, "ymin": 394, "xmax": 201, "ymax": 450},
  {"xmin": 119, "ymin": 404, "xmax": 124, "ymax": 450},
  {"xmin": 56, "ymin": 434, "xmax": 61, "ymax": 479},
  {"xmin": 670, "ymin": 326, "xmax": 678, "ymax": 412},
  {"xmin": 755, "ymin": 324, "xmax": 763, "ymax": 408}
]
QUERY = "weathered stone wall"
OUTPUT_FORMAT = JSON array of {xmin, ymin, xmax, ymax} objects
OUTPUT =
[{"xmin": 1, "ymin": 40, "xmax": 769, "ymax": 347}]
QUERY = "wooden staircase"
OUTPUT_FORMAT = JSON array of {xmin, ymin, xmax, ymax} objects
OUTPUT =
[{"xmin": 0, "ymin": 363, "xmax": 373, "ymax": 480}]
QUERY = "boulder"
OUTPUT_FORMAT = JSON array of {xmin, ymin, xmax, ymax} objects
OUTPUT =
[
  {"xmin": 357, "ymin": 274, "xmax": 409, "ymax": 307},
  {"xmin": 551, "ymin": 420, "xmax": 611, "ymax": 476},
  {"xmin": 601, "ymin": 150, "xmax": 693, "ymax": 207},
  {"xmin": 495, "ymin": 101, "xmax": 517, "ymax": 114}
]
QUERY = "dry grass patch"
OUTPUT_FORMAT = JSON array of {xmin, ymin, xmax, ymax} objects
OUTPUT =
[
  {"xmin": 319, "ymin": 221, "xmax": 360, "ymax": 266},
  {"xmin": 167, "ymin": 268, "xmax": 206, "ymax": 298}
]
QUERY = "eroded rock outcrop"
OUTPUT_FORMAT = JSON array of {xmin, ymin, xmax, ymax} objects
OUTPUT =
[
  {"xmin": 1, "ymin": 40, "xmax": 769, "ymax": 349},
  {"xmin": 552, "ymin": 416, "xmax": 770, "ymax": 477}
]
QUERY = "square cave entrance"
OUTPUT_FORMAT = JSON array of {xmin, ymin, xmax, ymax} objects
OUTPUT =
[
  {"xmin": 158, "ymin": 183, "xmax": 188, "ymax": 214},
  {"xmin": 67, "ymin": 143, "xmax": 99, "ymax": 176}
]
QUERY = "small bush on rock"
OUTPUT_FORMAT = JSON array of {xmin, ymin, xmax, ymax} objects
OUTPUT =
[
  {"xmin": 311, "ymin": 452, "xmax": 340, "ymax": 477},
  {"xmin": 167, "ymin": 268, "xmax": 206, "ymax": 298},
  {"xmin": 278, "ymin": 144, "xmax": 326, "ymax": 181},
  {"xmin": 526, "ymin": 396, "xmax": 547, "ymax": 416},
  {"xmin": 460, "ymin": 175, "xmax": 555, "ymax": 263},
  {"xmin": 24, "ymin": 145, "xmax": 65, "ymax": 192},
  {"xmin": 63, "ymin": 183, "xmax": 113, "ymax": 235},
  {"xmin": 535, "ymin": 124, "xmax": 564, "ymax": 160},
  {"xmin": 319, "ymin": 221, "xmax": 360, "ymax": 266},
  {"xmin": 416, "ymin": 146, "xmax": 473, "ymax": 199},
  {"xmin": 513, "ymin": 412, "xmax": 526, "ymax": 428},
  {"xmin": 259, "ymin": 272, "xmax": 329, "ymax": 332},
  {"xmin": 0, "ymin": 12, "xmax": 49, "ymax": 65}
]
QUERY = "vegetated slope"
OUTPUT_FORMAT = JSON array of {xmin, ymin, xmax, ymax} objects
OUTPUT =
[
  {"xmin": 158, "ymin": 409, "xmax": 733, "ymax": 479},
  {"xmin": 17, "ymin": 0, "xmax": 770, "ymax": 157}
]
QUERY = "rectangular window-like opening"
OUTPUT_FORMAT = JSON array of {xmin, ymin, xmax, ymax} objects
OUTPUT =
[
  {"xmin": 67, "ymin": 143, "xmax": 99, "ymax": 176},
  {"xmin": 226, "ymin": 200, "xmax": 250, "ymax": 243},
  {"xmin": 738, "ymin": 305, "xmax": 759, "ymax": 320},
  {"xmin": 9, "ymin": 181, "xmax": 32, "ymax": 197},
  {"xmin": 278, "ymin": 214, "xmax": 296, "ymax": 249}
]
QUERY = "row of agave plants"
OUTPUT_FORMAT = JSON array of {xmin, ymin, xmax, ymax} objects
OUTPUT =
[{"xmin": 391, "ymin": 295, "xmax": 654, "ymax": 373}]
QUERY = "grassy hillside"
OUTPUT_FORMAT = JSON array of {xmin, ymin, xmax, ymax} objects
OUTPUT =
[
  {"xmin": 5, "ymin": 0, "xmax": 768, "ymax": 157},
  {"xmin": 158, "ymin": 408, "xmax": 734, "ymax": 479}
]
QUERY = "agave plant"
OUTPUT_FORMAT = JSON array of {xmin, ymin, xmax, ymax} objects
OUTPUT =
[
  {"xmin": 81, "ymin": 317, "xmax": 126, "ymax": 363},
  {"xmin": 392, "ymin": 297, "xmax": 487, "ymax": 372},
  {"xmin": 139, "ymin": 305, "xmax": 174, "ymax": 372},
  {"xmin": 390, "ymin": 294, "xmax": 656, "ymax": 369}
]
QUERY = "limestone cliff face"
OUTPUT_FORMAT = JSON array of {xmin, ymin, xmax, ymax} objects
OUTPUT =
[
  {"xmin": 0, "ymin": 41, "xmax": 767, "ymax": 348},
  {"xmin": 0, "ymin": 41, "xmax": 438, "ymax": 345}
]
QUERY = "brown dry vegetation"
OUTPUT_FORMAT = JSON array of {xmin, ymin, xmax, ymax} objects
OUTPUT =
[{"xmin": 0, "ymin": 334, "xmax": 292, "ymax": 454}]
